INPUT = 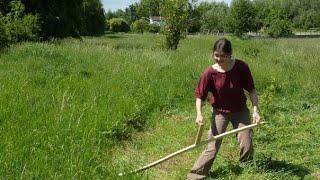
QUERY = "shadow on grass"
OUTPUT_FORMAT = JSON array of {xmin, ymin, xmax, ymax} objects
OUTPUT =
[
  {"xmin": 0, "ymin": 47, "xmax": 9, "ymax": 55},
  {"xmin": 290, "ymin": 34, "xmax": 320, "ymax": 38},
  {"xmin": 105, "ymin": 35, "xmax": 122, "ymax": 39},
  {"xmin": 245, "ymin": 34, "xmax": 320, "ymax": 39},
  {"xmin": 208, "ymin": 163, "xmax": 244, "ymax": 178},
  {"xmin": 255, "ymin": 157, "xmax": 311, "ymax": 178},
  {"xmin": 208, "ymin": 157, "xmax": 311, "ymax": 179},
  {"xmin": 104, "ymin": 31, "xmax": 124, "ymax": 39}
]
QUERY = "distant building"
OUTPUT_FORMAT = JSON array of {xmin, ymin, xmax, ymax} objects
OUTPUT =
[{"xmin": 149, "ymin": 16, "xmax": 165, "ymax": 26}]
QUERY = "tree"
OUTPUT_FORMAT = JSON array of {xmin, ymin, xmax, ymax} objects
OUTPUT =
[
  {"xmin": 186, "ymin": 1, "xmax": 201, "ymax": 33},
  {"xmin": 22, "ymin": 0, "xmax": 105, "ymax": 38},
  {"xmin": 199, "ymin": 2, "xmax": 229, "ymax": 34},
  {"xmin": 108, "ymin": 18, "xmax": 130, "ymax": 32},
  {"xmin": 229, "ymin": 0, "xmax": 257, "ymax": 37},
  {"xmin": 266, "ymin": 18, "xmax": 292, "ymax": 38},
  {"xmin": 81, "ymin": 0, "xmax": 105, "ymax": 35},
  {"xmin": 131, "ymin": 19, "xmax": 149, "ymax": 33},
  {"xmin": 123, "ymin": 3, "xmax": 139, "ymax": 25},
  {"xmin": 23, "ymin": 0, "xmax": 83, "ymax": 38},
  {"xmin": 106, "ymin": 19, "xmax": 110, "ymax": 31},
  {"xmin": 264, "ymin": 4, "xmax": 292, "ymax": 38},
  {"xmin": 252, "ymin": 0, "xmax": 320, "ymax": 32},
  {"xmin": 252, "ymin": 0, "xmax": 270, "ymax": 31},
  {"xmin": 2, "ymin": 1, "xmax": 39, "ymax": 42},
  {"xmin": 0, "ymin": 16, "xmax": 9, "ymax": 49},
  {"xmin": 197, "ymin": 2, "xmax": 215, "ymax": 15},
  {"xmin": 298, "ymin": 10, "xmax": 320, "ymax": 30},
  {"xmin": 0, "ymin": 0, "xmax": 12, "ymax": 14},
  {"xmin": 138, "ymin": 0, "xmax": 162, "ymax": 17},
  {"xmin": 160, "ymin": 0, "xmax": 190, "ymax": 50},
  {"xmin": 105, "ymin": 10, "xmax": 116, "ymax": 20}
]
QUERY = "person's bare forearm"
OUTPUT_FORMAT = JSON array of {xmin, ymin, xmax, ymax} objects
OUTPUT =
[
  {"xmin": 249, "ymin": 89, "xmax": 259, "ymax": 113},
  {"xmin": 249, "ymin": 89, "xmax": 262, "ymax": 123},
  {"xmin": 196, "ymin": 98, "xmax": 203, "ymax": 115},
  {"xmin": 195, "ymin": 98, "xmax": 204, "ymax": 125}
]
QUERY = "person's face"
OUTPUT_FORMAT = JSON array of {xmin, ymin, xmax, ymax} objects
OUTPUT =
[{"xmin": 213, "ymin": 50, "xmax": 231, "ymax": 64}]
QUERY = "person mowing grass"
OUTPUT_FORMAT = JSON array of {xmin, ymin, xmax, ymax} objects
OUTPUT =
[{"xmin": 187, "ymin": 38, "xmax": 261, "ymax": 180}]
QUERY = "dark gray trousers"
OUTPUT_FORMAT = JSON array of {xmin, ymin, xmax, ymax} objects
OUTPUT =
[{"xmin": 187, "ymin": 108, "xmax": 253, "ymax": 179}]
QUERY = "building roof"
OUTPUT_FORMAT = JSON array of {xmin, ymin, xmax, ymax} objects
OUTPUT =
[{"xmin": 150, "ymin": 16, "xmax": 164, "ymax": 21}]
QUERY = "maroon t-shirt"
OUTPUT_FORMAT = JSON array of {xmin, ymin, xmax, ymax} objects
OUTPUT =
[{"xmin": 195, "ymin": 59, "xmax": 255, "ymax": 114}]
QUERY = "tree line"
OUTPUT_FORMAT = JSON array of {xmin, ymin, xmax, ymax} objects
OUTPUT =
[
  {"xmin": 104, "ymin": 0, "xmax": 319, "ymax": 49},
  {"xmin": 1, "ymin": 0, "xmax": 320, "ymax": 50},
  {"xmin": 107, "ymin": 0, "xmax": 320, "ymax": 37},
  {"xmin": 0, "ymin": 0, "xmax": 105, "ymax": 48}
]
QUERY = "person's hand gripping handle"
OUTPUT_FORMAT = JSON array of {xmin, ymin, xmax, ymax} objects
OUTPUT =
[{"xmin": 194, "ymin": 122, "xmax": 204, "ymax": 145}]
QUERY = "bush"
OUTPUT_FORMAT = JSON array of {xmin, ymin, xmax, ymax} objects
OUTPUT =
[
  {"xmin": 266, "ymin": 19, "xmax": 292, "ymax": 38},
  {"xmin": 108, "ymin": 18, "xmax": 130, "ymax": 32},
  {"xmin": 131, "ymin": 19, "xmax": 149, "ymax": 33},
  {"xmin": 0, "ymin": 17, "xmax": 9, "ymax": 49},
  {"xmin": 298, "ymin": 10, "xmax": 320, "ymax": 30},
  {"xmin": 21, "ymin": 14, "xmax": 39, "ymax": 40},
  {"xmin": 3, "ymin": 1, "xmax": 39, "ymax": 42},
  {"xmin": 5, "ymin": 14, "xmax": 39, "ymax": 42},
  {"xmin": 229, "ymin": 0, "xmax": 257, "ymax": 37},
  {"xmin": 106, "ymin": 20, "xmax": 110, "ymax": 31},
  {"xmin": 148, "ymin": 24, "xmax": 161, "ymax": 33}
]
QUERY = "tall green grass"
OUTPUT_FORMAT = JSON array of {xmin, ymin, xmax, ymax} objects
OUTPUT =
[{"xmin": 0, "ymin": 34, "xmax": 319, "ymax": 179}]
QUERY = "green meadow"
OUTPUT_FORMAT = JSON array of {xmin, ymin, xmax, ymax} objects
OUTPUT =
[{"xmin": 0, "ymin": 34, "xmax": 319, "ymax": 179}]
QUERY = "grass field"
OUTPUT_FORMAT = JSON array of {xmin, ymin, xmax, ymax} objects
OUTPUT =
[{"xmin": 0, "ymin": 33, "xmax": 319, "ymax": 179}]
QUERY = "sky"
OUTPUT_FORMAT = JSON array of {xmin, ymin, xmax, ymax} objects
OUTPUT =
[{"xmin": 102, "ymin": 0, "xmax": 232, "ymax": 12}]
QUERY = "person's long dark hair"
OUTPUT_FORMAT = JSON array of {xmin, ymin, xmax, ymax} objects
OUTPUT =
[{"xmin": 213, "ymin": 38, "xmax": 232, "ymax": 55}]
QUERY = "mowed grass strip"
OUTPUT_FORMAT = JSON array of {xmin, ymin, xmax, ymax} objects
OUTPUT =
[{"xmin": 0, "ymin": 34, "xmax": 319, "ymax": 179}]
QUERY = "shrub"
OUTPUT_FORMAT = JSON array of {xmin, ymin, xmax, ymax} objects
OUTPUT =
[
  {"xmin": 148, "ymin": 24, "xmax": 161, "ymax": 33},
  {"xmin": 131, "ymin": 19, "xmax": 149, "ymax": 33},
  {"xmin": 298, "ymin": 10, "xmax": 320, "ymax": 30},
  {"xmin": 106, "ymin": 20, "xmax": 110, "ymax": 31},
  {"xmin": 0, "ymin": 17, "xmax": 9, "ymax": 49},
  {"xmin": 5, "ymin": 14, "xmax": 39, "ymax": 42},
  {"xmin": 266, "ymin": 19, "xmax": 292, "ymax": 38},
  {"xmin": 108, "ymin": 18, "xmax": 130, "ymax": 32},
  {"xmin": 229, "ymin": 0, "xmax": 257, "ymax": 37},
  {"xmin": 3, "ymin": 1, "xmax": 39, "ymax": 42}
]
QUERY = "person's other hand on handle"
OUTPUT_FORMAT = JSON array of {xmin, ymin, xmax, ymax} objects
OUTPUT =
[
  {"xmin": 196, "ymin": 114, "xmax": 204, "ymax": 126},
  {"xmin": 252, "ymin": 108, "xmax": 261, "ymax": 124}
]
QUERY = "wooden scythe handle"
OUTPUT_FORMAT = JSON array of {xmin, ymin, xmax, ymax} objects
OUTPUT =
[
  {"xmin": 118, "ymin": 122, "xmax": 265, "ymax": 176},
  {"xmin": 194, "ymin": 123, "xmax": 204, "ymax": 145}
]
